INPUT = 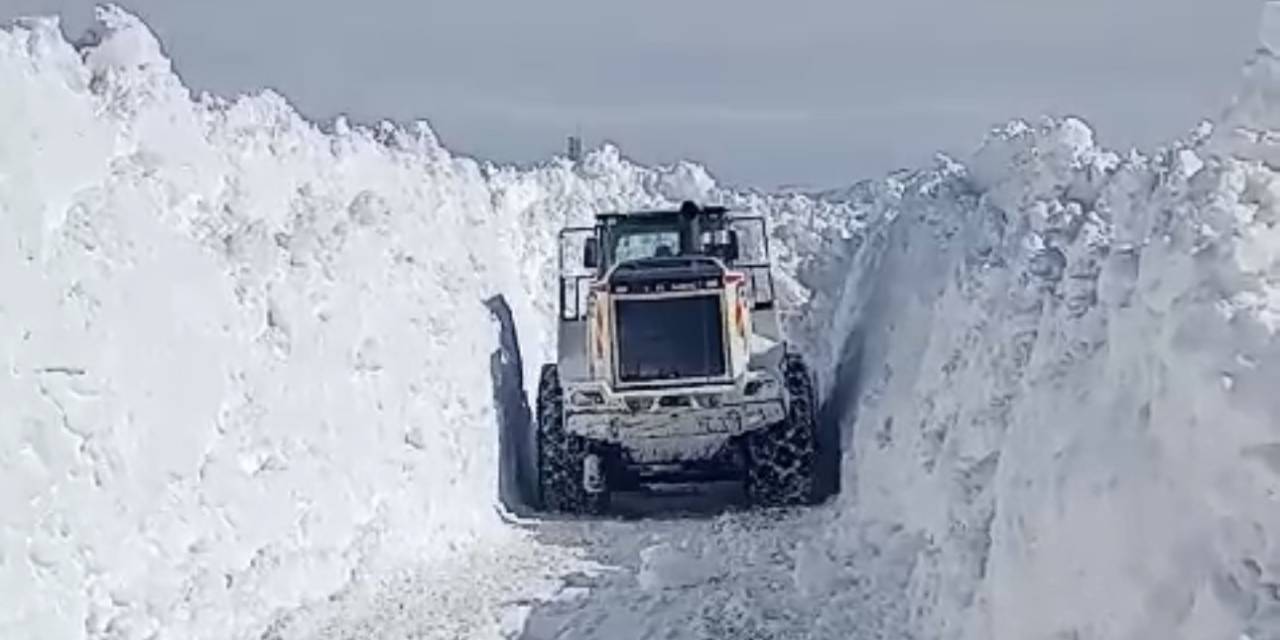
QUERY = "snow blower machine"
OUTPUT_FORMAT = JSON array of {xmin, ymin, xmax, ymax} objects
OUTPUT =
[{"xmin": 518, "ymin": 201, "xmax": 837, "ymax": 515}]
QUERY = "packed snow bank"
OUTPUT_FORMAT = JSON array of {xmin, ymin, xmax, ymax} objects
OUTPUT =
[
  {"xmin": 809, "ymin": 52, "xmax": 1280, "ymax": 640},
  {"xmin": 0, "ymin": 8, "xmax": 860, "ymax": 639},
  {"xmin": 0, "ymin": 9, "xmax": 550, "ymax": 639}
]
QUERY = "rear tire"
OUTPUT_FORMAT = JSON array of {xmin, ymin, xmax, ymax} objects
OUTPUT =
[
  {"xmin": 536, "ymin": 364, "xmax": 608, "ymax": 514},
  {"xmin": 744, "ymin": 353, "xmax": 820, "ymax": 507}
]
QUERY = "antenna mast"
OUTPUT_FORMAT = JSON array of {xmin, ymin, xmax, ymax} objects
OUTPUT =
[{"xmin": 567, "ymin": 123, "xmax": 583, "ymax": 163}]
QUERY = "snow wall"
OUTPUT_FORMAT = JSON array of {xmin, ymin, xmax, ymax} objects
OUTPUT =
[
  {"xmin": 805, "ymin": 13, "xmax": 1280, "ymax": 640},
  {"xmin": 4, "ymin": 4, "xmax": 1280, "ymax": 640},
  {"xmin": 0, "ymin": 7, "xmax": 857, "ymax": 639}
]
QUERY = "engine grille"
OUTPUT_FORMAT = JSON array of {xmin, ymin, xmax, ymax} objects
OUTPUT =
[{"xmin": 614, "ymin": 294, "xmax": 726, "ymax": 384}]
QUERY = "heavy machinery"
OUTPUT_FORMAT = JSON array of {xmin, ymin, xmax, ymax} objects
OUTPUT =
[{"xmin": 522, "ymin": 201, "xmax": 835, "ymax": 514}]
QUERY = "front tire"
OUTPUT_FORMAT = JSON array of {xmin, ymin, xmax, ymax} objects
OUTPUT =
[
  {"xmin": 744, "ymin": 353, "xmax": 820, "ymax": 507},
  {"xmin": 536, "ymin": 364, "xmax": 608, "ymax": 514}
]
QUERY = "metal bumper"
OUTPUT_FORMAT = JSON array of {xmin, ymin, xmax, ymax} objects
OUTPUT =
[{"xmin": 564, "ymin": 399, "xmax": 786, "ymax": 444}]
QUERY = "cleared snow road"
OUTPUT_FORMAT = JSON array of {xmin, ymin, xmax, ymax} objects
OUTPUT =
[{"xmin": 509, "ymin": 507, "xmax": 919, "ymax": 640}]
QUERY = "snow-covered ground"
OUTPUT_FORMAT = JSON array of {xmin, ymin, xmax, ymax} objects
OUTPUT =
[{"xmin": 4, "ymin": 4, "xmax": 1280, "ymax": 640}]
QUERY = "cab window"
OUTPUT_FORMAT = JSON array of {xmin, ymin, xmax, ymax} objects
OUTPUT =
[{"xmin": 612, "ymin": 229, "xmax": 681, "ymax": 263}]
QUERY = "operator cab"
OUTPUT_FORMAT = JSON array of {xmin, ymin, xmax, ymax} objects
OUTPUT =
[
  {"xmin": 555, "ymin": 201, "xmax": 775, "ymax": 323},
  {"xmin": 582, "ymin": 201, "xmax": 741, "ymax": 274}
]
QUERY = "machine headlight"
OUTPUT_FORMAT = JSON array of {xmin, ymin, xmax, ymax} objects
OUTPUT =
[{"xmin": 570, "ymin": 390, "xmax": 605, "ymax": 406}]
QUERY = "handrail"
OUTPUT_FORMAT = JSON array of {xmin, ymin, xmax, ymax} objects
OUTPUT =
[{"xmin": 556, "ymin": 210, "xmax": 779, "ymax": 316}]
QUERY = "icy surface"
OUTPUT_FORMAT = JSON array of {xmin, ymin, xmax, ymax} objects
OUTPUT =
[{"xmin": 5, "ymin": 4, "xmax": 1280, "ymax": 640}]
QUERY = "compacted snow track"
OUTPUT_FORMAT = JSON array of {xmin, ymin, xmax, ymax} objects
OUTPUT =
[
  {"xmin": 6, "ymin": 6, "xmax": 1280, "ymax": 640},
  {"xmin": 511, "ymin": 506, "xmax": 917, "ymax": 640}
]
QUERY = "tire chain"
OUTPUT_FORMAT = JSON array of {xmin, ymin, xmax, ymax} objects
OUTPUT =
[
  {"xmin": 536, "ymin": 365, "xmax": 606, "ymax": 514},
  {"xmin": 745, "ymin": 353, "xmax": 819, "ymax": 506}
]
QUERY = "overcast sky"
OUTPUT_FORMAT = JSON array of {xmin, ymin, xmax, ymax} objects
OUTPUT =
[{"xmin": 3, "ymin": 0, "xmax": 1264, "ymax": 189}]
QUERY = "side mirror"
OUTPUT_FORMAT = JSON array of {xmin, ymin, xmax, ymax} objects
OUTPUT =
[{"xmin": 583, "ymin": 237, "xmax": 599, "ymax": 269}]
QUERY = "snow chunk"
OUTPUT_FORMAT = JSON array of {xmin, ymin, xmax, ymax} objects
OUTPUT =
[
  {"xmin": 637, "ymin": 542, "xmax": 718, "ymax": 590},
  {"xmin": 82, "ymin": 5, "xmax": 172, "ymax": 75},
  {"xmin": 1177, "ymin": 149, "xmax": 1206, "ymax": 178}
]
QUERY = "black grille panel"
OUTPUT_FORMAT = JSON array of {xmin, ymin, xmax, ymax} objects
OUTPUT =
[{"xmin": 615, "ymin": 295, "xmax": 725, "ymax": 383}]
